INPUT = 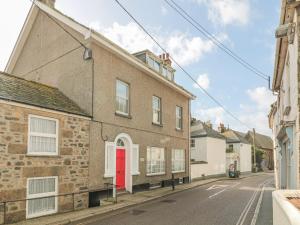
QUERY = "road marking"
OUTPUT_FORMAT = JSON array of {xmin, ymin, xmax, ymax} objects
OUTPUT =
[
  {"xmin": 235, "ymin": 178, "xmax": 273, "ymax": 225},
  {"xmin": 208, "ymin": 189, "xmax": 226, "ymax": 198},
  {"xmin": 206, "ymin": 184, "xmax": 229, "ymax": 190},
  {"xmin": 250, "ymin": 179, "xmax": 274, "ymax": 225},
  {"xmin": 208, "ymin": 182, "xmax": 240, "ymax": 198},
  {"xmin": 250, "ymin": 185, "xmax": 265, "ymax": 225}
]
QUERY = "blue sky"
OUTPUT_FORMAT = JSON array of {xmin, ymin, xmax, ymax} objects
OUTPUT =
[{"xmin": 0, "ymin": 0, "xmax": 279, "ymax": 135}]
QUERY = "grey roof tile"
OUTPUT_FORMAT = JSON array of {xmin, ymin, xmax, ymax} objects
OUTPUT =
[{"xmin": 0, "ymin": 72, "xmax": 89, "ymax": 117}]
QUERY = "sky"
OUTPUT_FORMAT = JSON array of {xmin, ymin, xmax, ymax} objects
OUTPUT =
[{"xmin": 0, "ymin": 0, "xmax": 280, "ymax": 135}]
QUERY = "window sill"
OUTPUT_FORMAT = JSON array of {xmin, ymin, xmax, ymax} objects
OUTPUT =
[
  {"xmin": 175, "ymin": 128, "xmax": 183, "ymax": 132},
  {"xmin": 146, "ymin": 172, "xmax": 165, "ymax": 176},
  {"xmin": 26, "ymin": 153, "xmax": 59, "ymax": 158},
  {"xmin": 115, "ymin": 112, "xmax": 132, "ymax": 119},
  {"xmin": 152, "ymin": 122, "xmax": 163, "ymax": 127},
  {"xmin": 131, "ymin": 172, "xmax": 140, "ymax": 176},
  {"xmin": 172, "ymin": 170, "xmax": 185, "ymax": 174},
  {"xmin": 191, "ymin": 160, "xmax": 208, "ymax": 165},
  {"xmin": 104, "ymin": 174, "xmax": 114, "ymax": 178}
]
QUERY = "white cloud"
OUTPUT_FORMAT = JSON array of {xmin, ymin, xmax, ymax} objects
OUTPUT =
[
  {"xmin": 192, "ymin": 86, "xmax": 276, "ymax": 136},
  {"xmin": 239, "ymin": 86, "xmax": 276, "ymax": 135},
  {"xmin": 197, "ymin": 0, "xmax": 250, "ymax": 26},
  {"xmin": 161, "ymin": 5, "xmax": 168, "ymax": 15},
  {"xmin": 95, "ymin": 22, "xmax": 221, "ymax": 66},
  {"xmin": 193, "ymin": 106, "xmax": 225, "ymax": 126},
  {"xmin": 193, "ymin": 73, "xmax": 210, "ymax": 90},
  {"xmin": 246, "ymin": 87, "xmax": 276, "ymax": 111},
  {"xmin": 0, "ymin": 0, "xmax": 31, "ymax": 70}
]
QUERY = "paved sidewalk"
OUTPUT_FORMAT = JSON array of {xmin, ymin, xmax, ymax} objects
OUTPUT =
[{"xmin": 13, "ymin": 173, "xmax": 263, "ymax": 225}]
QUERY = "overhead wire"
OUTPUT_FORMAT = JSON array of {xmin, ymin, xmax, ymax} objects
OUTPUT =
[
  {"xmin": 113, "ymin": 0, "xmax": 252, "ymax": 130},
  {"xmin": 164, "ymin": 0, "xmax": 269, "ymax": 82}
]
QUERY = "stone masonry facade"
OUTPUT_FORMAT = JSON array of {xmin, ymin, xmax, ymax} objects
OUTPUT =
[{"xmin": 0, "ymin": 102, "xmax": 90, "ymax": 223}]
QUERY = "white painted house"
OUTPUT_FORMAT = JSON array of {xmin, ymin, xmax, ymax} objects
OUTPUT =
[
  {"xmin": 222, "ymin": 129, "xmax": 252, "ymax": 174},
  {"xmin": 190, "ymin": 121, "xmax": 226, "ymax": 180}
]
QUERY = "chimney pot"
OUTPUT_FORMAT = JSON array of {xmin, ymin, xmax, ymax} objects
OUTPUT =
[{"xmin": 38, "ymin": 0, "xmax": 56, "ymax": 8}]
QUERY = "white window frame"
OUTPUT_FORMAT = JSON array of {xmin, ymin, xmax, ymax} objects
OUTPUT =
[
  {"xmin": 26, "ymin": 176, "xmax": 58, "ymax": 219},
  {"xmin": 176, "ymin": 106, "xmax": 183, "ymax": 130},
  {"xmin": 152, "ymin": 96, "xmax": 162, "ymax": 125},
  {"xmin": 116, "ymin": 80, "xmax": 130, "ymax": 116},
  {"xmin": 28, "ymin": 115, "xmax": 59, "ymax": 156},
  {"xmin": 172, "ymin": 149, "xmax": 185, "ymax": 173},
  {"xmin": 146, "ymin": 147, "xmax": 165, "ymax": 176}
]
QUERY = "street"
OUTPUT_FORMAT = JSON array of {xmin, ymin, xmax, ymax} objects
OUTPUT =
[{"xmin": 73, "ymin": 174, "xmax": 274, "ymax": 225}]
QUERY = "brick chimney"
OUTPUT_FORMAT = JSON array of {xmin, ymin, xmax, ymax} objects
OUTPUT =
[
  {"xmin": 218, "ymin": 123, "xmax": 225, "ymax": 133},
  {"xmin": 159, "ymin": 53, "xmax": 172, "ymax": 66},
  {"xmin": 205, "ymin": 121, "xmax": 212, "ymax": 129},
  {"xmin": 39, "ymin": 0, "xmax": 56, "ymax": 8}
]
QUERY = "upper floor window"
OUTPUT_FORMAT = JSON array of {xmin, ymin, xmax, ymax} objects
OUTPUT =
[
  {"xmin": 190, "ymin": 139, "xmax": 195, "ymax": 148},
  {"xmin": 227, "ymin": 144, "xmax": 234, "ymax": 153},
  {"xmin": 147, "ymin": 56, "xmax": 160, "ymax": 72},
  {"xmin": 28, "ymin": 115, "xmax": 58, "ymax": 156},
  {"xmin": 116, "ymin": 80, "xmax": 129, "ymax": 115},
  {"xmin": 152, "ymin": 96, "xmax": 162, "ymax": 125},
  {"xmin": 176, "ymin": 106, "xmax": 183, "ymax": 130}
]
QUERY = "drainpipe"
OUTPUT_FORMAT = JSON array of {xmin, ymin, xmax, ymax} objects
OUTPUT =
[{"xmin": 188, "ymin": 99, "xmax": 191, "ymax": 182}]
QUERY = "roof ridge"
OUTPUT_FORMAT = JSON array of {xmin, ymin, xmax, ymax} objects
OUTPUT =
[{"xmin": 0, "ymin": 71, "xmax": 58, "ymax": 90}]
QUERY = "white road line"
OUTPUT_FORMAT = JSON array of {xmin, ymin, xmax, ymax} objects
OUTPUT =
[
  {"xmin": 250, "ymin": 179, "xmax": 273, "ymax": 225},
  {"xmin": 208, "ymin": 189, "xmax": 226, "ymax": 198},
  {"xmin": 235, "ymin": 179, "xmax": 272, "ymax": 225},
  {"xmin": 208, "ymin": 182, "xmax": 240, "ymax": 198},
  {"xmin": 250, "ymin": 185, "xmax": 265, "ymax": 225}
]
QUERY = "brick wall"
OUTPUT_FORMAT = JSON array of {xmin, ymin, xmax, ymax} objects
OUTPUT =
[{"xmin": 0, "ymin": 102, "xmax": 90, "ymax": 223}]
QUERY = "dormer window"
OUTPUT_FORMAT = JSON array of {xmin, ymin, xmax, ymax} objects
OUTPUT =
[
  {"xmin": 134, "ymin": 50, "xmax": 175, "ymax": 81},
  {"xmin": 162, "ymin": 66, "xmax": 167, "ymax": 77},
  {"xmin": 147, "ymin": 56, "xmax": 160, "ymax": 72}
]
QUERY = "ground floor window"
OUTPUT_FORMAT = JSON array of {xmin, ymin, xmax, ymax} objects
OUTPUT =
[
  {"xmin": 172, "ymin": 149, "xmax": 185, "ymax": 173},
  {"xmin": 27, "ymin": 176, "xmax": 58, "ymax": 218},
  {"xmin": 147, "ymin": 147, "xmax": 165, "ymax": 175}
]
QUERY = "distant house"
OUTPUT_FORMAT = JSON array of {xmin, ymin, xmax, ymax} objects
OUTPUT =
[
  {"xmin": 221, "ymin": 128, "xmax": 252, "ymax": 174},
  {"xmin": 245, "ymin": 131, "xmax": 274, "ymax": 170},
  {"xmin": 190, "ymin": 121, "xmax": 226, "ymax": 180}
]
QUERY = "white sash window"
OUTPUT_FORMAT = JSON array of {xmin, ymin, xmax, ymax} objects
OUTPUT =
[
  {"xmin": 172, "ymin": 149, "xmax": 185, "ymax": 173},
  {"xmin": 116, "ymin": 80, "xmax": 129, "ymax": 115},
  {"xmin": 176, "ymin": 106, "xmax": 183, "ymax": 130},
  {"xmin": 152, "ymin": 96, "xmax": 161, "ymax": 125},
  {"xmin": 26, "ymin": 177, "xmax": 58, "ymax": 218},
  {"xmin": 28, "ymin": 115, "xmax": 58, "ymax": 156}
]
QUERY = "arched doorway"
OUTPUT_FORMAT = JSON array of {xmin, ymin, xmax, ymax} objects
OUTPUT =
[{"xmin": 113, "ymin": 133, "xmax": 133, "ymax": 194}]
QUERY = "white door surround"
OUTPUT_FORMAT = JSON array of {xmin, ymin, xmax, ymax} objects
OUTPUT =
[{"xmin": 113, "ymin": 133, "xmax": 133, "ymax": 195}]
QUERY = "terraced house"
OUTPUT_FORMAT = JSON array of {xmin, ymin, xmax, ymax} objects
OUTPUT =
[
  {"xmin": 2, "ymin": 0, "xmax": 194, "ymax": 221},
  {"xmin": 0, "ymin": 72, "xmax": 90, "ymax": 223},
  {"xmin": 269, "ymin": 0, "xmax": 300, "ymax": 190}
]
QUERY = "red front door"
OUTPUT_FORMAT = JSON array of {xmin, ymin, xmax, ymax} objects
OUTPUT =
[{"xmin": 116, "ymin": 149, "xmax": 125, "ymax": 190}]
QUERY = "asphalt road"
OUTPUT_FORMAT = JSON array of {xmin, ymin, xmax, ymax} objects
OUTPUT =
[{"xmin": 74, "ymin": 174, "xmax": 274, "ymax": 225}]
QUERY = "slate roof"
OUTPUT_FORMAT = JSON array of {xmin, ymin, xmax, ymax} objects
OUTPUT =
[
  {"xmin": 0, "ymin": 72, "xmax": 89, "ymax": 117},
  {"xmin": 222, "ymin": 130, "xmax": 250, "ymax": 144},
  {"xmin": 191, "ymin": 121, "xmax": 226, "ymax": 140},
  {"xmin": 246, "ymin": 131, "xmax": 273, "ymax": 150}
]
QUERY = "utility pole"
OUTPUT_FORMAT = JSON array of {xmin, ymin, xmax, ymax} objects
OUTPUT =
[{"xmin": 253, "ymin": 128, "xmax": 257, "ymax": 173}]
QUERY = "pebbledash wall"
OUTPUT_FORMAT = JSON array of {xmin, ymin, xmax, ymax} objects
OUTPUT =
[{"xmin": 0, "ymin": 102, "xmax": 90, "ymax": 223}]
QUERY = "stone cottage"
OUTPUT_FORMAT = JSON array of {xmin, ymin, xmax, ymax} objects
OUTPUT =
[{"xmin": 0, "ymin": 72, "xmax": 90, "ymax": 223}]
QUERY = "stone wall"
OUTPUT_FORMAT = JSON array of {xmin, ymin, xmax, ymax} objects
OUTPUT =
[{"xmin": 0, "ymin": 102, "xmax": 90, "ymax": 223}]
